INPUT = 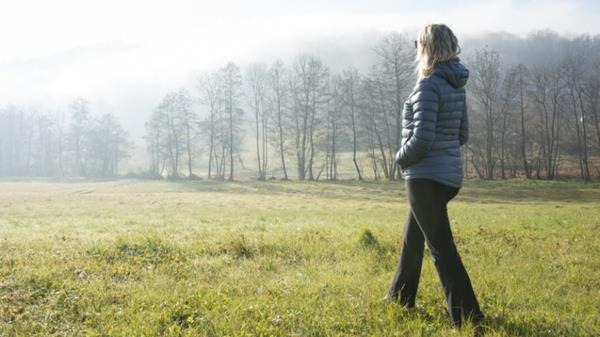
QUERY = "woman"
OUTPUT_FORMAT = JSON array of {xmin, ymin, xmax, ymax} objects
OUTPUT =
[{"xmin": 386, "ymin": 24, "xmax": 484, "ymax": 328}]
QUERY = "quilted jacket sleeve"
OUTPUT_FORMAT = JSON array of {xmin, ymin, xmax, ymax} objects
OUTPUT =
[
  {"xmin": 459, "ymin": 98, "xmax": 469, "ymax": 146},
  {"xmin": 396, "ymin": 80, "xmax": 440, "ymax": 169}
]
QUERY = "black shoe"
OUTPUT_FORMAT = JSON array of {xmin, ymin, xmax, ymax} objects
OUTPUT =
[
  {"xmin": 473, "ymin": 313, "xmax": 486, "ymax": 336},
  {"xmin": 452, "ymin": 313, "xmax": 486, "ymax": 334},
  {"xmin": 472, "ymin": 312, "xmax": 485, "ymax": 326},
  {"xmin": 452, "ymin": 312, "xmax": 484, "ymax": 325}
]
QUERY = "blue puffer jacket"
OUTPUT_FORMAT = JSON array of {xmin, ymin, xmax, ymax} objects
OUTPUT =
[{"xmin": 395, "ymin": 59, "xmax": 469, "ymax": 188}]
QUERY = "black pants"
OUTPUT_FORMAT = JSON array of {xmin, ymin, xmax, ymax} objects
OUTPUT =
[{"xmin": 389, "ymin": 178, "xmax": 483, "ymax": 327}]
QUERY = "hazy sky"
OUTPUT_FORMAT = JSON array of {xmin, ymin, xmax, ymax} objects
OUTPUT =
[{"xmin": 1, "ymin": 0, "xmax": 599, "ymax": 140}]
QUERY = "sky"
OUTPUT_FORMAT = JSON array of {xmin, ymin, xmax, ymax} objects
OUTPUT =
[{"xmin": 1, "ymin": 0, "xmax": 599, "ymax": 142}]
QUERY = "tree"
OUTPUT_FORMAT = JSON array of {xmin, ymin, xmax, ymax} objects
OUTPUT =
[
  {"xmin": 516, "ymin": 64, "xmax": 533, "ymax": 178},
  {"xmin": 498, "ymin": 66, "xmax": 519, "ymax": 178},
  {"xmin": 174, "ymin": 89, "xmax": 197, "ymax": 179},
  {"xmin": 68, "ymin": 97, "xmax": 91, "ymax": 176},
  {"xmin": 324, "ymin": 75, "xmax": 342, "ymax": 180},
  {"xmin": 468, "ymin": 47, "xmax": 503, "ymax": 179},
  {"xmin": 531, "ymin": 64, "xmax": 563, "ymax": 179},
  {"xmin": 340, "ymin": 67, "xmax": 363, "ymax": 180},
  {"xmin": 247, "ymin": 63, "xmax": 269, "ymax": 180},
  {"xmin": 147, "ymin": 91, "xmax": 191, "ymax": 178},
  {"xmin": 289, "ymin": 54, "xmax": 329, "ymax": 180},
  {"xmin": 221, "ymin": 62, "xmax": 244, "ymax": 181},
  {"xmin": 562, "ymin": 49, "xmax": 592, "ymax": 181},
  {"xmin": 197, "ymin": 71, "xmax": 226, "ymax": 179},
  {"xmin": 373, "ymin": 33, "xmax": 415, "ymax": 180},
  {"xmin": 267, "ymin": 59, "xmax": 290, "ymax": 180},
  {"xmin": 85, "ymin": 114, "xmax": 131, "ymax": 177}
]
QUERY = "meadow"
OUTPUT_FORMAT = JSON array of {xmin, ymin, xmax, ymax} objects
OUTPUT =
[{"xmin": 0, "ymin": 179, "xmax": 599, "ymax": 336}]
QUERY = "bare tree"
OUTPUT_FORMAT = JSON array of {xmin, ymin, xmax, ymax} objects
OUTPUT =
[
  {"xmin": 198, "ymin": 72, "xmax": 225, "ymax": 179},
  {"xmin": 531, "ymin": 65, "xmax": 564, "ymax": 179},
  {"xmin": 340, "ymin": 67, "xmax": 363, "ymax": 180},
  {"xmin": 516, "ymin": 64, "xmax": 533, "ymax": 178},
  {"xmin": 361, "ymin": 75, "xmax": 389, "ymax": 180},
  {"xmin": 586, "ymin": 62, "xmax": 600, "ymax": 150},
  {"xmin": 267, "ymin": 59, "xmax": 290, "ymax": 180},
  {"xmin": 173, "ymin": 89, "xmax": 196, "ymax": 179},
  {"xmin": 498, "ymin": 66, "xmax": 519, "ymax": 178},
  {"xmin": 69, "ymin": 97, "xmax": 91, "ymax": 176},
  {"xmin": 562, "ymin": 51, "xmax": 592, "ymax": 181},
  {"xmin": 373, "ymin": 33, "xmax": 415, "ymax": 180},
  {"xmin": 468, "ymin": 47, "xmax": 503, "ymax": 179},
  {"xmin": 145, "ymin": 110, "xmax": 165, "ymax": 177},
  {"xmin": 289, "ymin": 54, "xmax": 328, "ymax": 180},
  {"xmin": 85, "ymin": 114, "xmax": 131, "ymax": 177},
  {"xmin": 221, "ymin": 62, "xmax": 244, "ymax": 181},
  {"xmin": 247, "ymin": 63, "xmax": 269, "ymax": 180},
  {"xmin": 324, "ymin": 75, "xmax": 342, "ymax": 180}
]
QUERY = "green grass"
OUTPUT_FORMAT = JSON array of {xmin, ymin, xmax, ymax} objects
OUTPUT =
[{"xmin": 1, "ymin": 179, "xmax": 599, "ymax": 336}]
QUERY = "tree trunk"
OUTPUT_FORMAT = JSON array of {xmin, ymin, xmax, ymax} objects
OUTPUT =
[{"xmin": 518, "ymin": 66, "xmax": 531, "ymax": 178}]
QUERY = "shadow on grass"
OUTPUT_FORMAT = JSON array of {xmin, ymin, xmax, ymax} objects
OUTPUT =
[
  {"xmin": 170, "ymin": 179, "xmax": 406, "ymax": 203},
  {"xmin": 455, "ymin": 179, "xmax": 600, "ymax": 204},
  {"xmin": 169, "ymin": 178, "xmax": 600, "ymax": 205},
  {"xmin": 9, "ymin": 177, "xmax": 597, "ymax": 204},
  {"xmin": 479, "ymin": 311, "xmax": 585, "ymax": 337},
  {"xmin": 381, "ymin": 300, "xmax": 587, "ymax": 336}
]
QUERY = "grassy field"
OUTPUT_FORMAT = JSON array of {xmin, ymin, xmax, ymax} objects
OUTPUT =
[{"xmin": 0, "ymin": 179, "xmax": 599, "ymax": 336}]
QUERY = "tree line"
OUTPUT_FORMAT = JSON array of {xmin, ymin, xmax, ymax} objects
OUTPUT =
[
  {"xmin": 466, "ymin": 32, "xmax": 600, "ymax": 181},
  {"xmin": 146, "ymin": 33, "xmax": 416, "ymax": 181},
  {"xmin": 146, "ymin": 31, "xmax": 600, "ymax": 181},
  {"xmin": 0, "ymin": 97, "xmax": 130, "ymax": 178}
]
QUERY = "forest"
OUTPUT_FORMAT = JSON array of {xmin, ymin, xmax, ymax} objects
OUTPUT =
[{"xmin": 2, "ymin": 30, "xmax": 600, "ymax": 181}]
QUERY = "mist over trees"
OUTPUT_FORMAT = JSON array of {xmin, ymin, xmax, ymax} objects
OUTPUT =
[
  {"xmin": 0, "ymin": 98, "xmax": 131, "ymax": 178},
  {"xmin": 145, "ymin": 89, "xmax": 196, "ymax": 179},
  {"xmin": 3, "ymin": 30, "xmax": 600, "ymax": 181}
]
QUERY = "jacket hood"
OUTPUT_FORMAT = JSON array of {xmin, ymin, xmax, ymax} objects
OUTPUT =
[{"xmin": 432, "ymin": 59, "xmax": 469, "ymax": 89}]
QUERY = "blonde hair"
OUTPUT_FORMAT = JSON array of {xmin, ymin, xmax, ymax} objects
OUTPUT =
[{"xmin": 416, "ymin": 24, "xmax": 461, "ymax": 79}]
